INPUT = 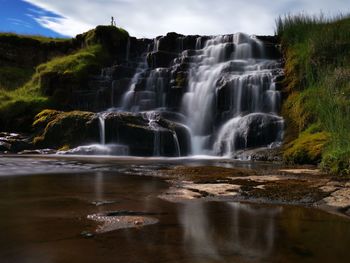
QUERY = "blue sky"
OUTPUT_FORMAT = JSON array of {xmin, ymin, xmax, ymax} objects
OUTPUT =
[
  {"xmin": 0, "ymin": 0, "xmax": 66, "ymax": 37},
  {"xmin": 1, "ymin": 0, "xmax": 349, "ymax": 38}
]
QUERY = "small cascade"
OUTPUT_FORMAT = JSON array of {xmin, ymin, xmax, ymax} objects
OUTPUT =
[
  {"xmin": 172, "ymin": 131, "xmax": 181, "ymax": 157},
  {"xmin": 98, "ymin": 114, "xmax": 106, "ymax": 145},
  {"xmin": 142, "ymin": 111, "xmax": 162, "ymax": 156},
  {"xmin": 121, "ymin": 55, "xmax": 149, "ymax": 111},
  {"xmin": 153, "ymin": 38, "xmax": 160, "ymax": 52}
]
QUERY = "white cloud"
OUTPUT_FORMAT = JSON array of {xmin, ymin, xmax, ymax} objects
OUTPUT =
[{"xmin": 23, "ymin": 0, "xmax": 350, "ymax": 37}]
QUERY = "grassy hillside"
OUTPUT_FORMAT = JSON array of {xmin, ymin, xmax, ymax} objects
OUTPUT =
[
  {"xmin": 0, "ymin": 26, "xmax": 129, "ymax": 132},
  {"xmin": 277, "ymin": 14, "xmax": 350, "ymax": 175}
]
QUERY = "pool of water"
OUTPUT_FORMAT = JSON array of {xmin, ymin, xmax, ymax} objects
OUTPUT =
[{"xmin": 0, "ymin": 156, "xmax": 349, "ymax": 263}]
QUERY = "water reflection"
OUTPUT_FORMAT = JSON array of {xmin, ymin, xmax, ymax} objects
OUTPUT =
[
  {"xmin": 179, "ymin": 201, "xmax": 283, "ymax": 262},
  {"xmin": 1, "ymin": 167, "xmax": 350, "ymax": 263}
]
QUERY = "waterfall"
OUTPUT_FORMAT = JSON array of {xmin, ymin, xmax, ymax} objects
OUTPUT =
[
  {"xmin": 142, "ymin": 111, "xmax": 162, "ymax": 156},
  {"xmin": 181, "ymin": 33, "xmax": 283, "ymax": 155},
  {"xmin": 121, "ymin": 54, "xmax": 149, "ymax": 111},
  {"xmin": 92, "ymin": 32, "xmax": 283, "ymax": 157},
  {"xmin": 98, "ymin": 114, "xmax": 106, "ymax": 145}
]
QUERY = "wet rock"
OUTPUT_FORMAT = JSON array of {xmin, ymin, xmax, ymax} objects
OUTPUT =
[
  {"xmin": 215, "ymin": 113, "xmax": 284, "ymax": 155},
  {"xmin": 18, "ymin": 149, "xmax": 57, "ymax": 155},
  {"xmin": 80, "ymin": 231, "xmax": 94, "ymax": 238},
  {"xmin": 147, "ymin": 51, "xmax": 178, "ymax": 68},
  {"xmin": 157, "ymin": 32, "xmax": 184, "ymax": 52},
  {"xmin": 32, "ymin": 109, "xmax": 191, "ymax": 156},
  {"xmin": 32, "ymin": 110, "xmax": 99, "ymax": 149},
  {"xmin": 103, "ymin": 65, "xmax": 136, "ymax": 80},
  {"xmin": 235, "ymin": 113, "xmax": 284, "ymax": 150},
  {"xmin": 104, "ymin": 112, "xmax": 191, "ymax": 156},
  {"xmin": 0, "ymin": 132, "xmax": 32, "ymax": 153},
  {"xmin": 59, "ymin": 144, "xmax": 129, "ymax": 156},
  {"xmin": 234, "ymin": 147, "xmax": 283, "ymax": 162},
  {"xmin": 87, "ymin": 211, "xmax": 159, "ymax": 233}
]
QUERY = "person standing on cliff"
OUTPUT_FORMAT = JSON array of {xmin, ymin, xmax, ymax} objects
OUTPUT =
[{"xmin": 111, "ymin": 16, "xmax": 116, "ymax": 26}]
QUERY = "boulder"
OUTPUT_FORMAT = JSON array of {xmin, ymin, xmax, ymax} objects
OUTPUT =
[
  {"xmin": 234, "ymin": 113, "xmax": 284, "ymax": 149},
  {"xmin": 32, "ymin": 110, "xmax": 99, "ymax": 149},
  {"xmin": 214, "ymin": 113, "xmax": 284, "ymax": 155}
]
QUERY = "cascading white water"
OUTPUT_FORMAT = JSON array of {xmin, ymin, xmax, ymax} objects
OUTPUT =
[
  {"xmin": 94, "ymin": 32, "xmax": 283, "ymax": 157},
  {"xmin": 142, "ymin": 111, "xmax": 162, "ymax": 156},
  {"xmin": 172, "ymin": 132, "xmax": 181, "ymax": 157},
  {"xmin": 98, "ymin": 114, "xmax": 106, "ymax": 145},
  {"xmin": 181, "ymin": 33, "xmax": 282, "ymax": 155},
  {"xmin": 121, "ymin": 56, "xmax": 149, "ymax": 111}
]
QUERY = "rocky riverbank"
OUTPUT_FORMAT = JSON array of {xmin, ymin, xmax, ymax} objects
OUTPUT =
[{"xmin": 155, "ymin": 165, "xmax": 350, "ymax": 218}]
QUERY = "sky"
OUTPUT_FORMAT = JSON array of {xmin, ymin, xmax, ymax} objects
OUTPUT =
[{"xmin": 0, "ymin": 0, "xmax": 349, "ymax": 38}]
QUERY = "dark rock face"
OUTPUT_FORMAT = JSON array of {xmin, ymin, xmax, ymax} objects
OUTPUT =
[
  {"xmin": 147, "ymin": 51, "xmax": 178, "ymax": 68},
  {"xmin": 103, "ymin": 112, "xmax": 191, "ymax": 156},
  {"xmin": 32, "ymin": 110, "xmax": 191, "ymax": 156}
]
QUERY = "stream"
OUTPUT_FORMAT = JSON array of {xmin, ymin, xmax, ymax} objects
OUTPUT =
[{"xmin": 0, "ymin": 156, "xmax": 349, "ymax": 263}]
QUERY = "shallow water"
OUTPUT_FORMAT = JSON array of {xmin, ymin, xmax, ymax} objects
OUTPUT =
[{"xmin": 0, "ymin": 156, "xmax": 349, "ymax": 263}]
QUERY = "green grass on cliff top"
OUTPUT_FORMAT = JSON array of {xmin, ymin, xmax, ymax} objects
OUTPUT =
[
  {"xmin": 0, "ymin": 32, "xmax": 70, "ymax": 43},
  {"xmin": 277, "ymin": 14, "xmax": 350, "ymax": 175}
]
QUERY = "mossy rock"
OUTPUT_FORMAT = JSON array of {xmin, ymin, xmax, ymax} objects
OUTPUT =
[
  {"xmin": 33, "ymin": 110, "xmax": 99, "ymax": 149},
  {"xmin": 283, "ymin": 125, "xmax": 329, "ymax": 164}
]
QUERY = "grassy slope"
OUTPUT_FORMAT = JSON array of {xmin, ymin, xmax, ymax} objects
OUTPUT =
[
  {"xmin": 0, "ymin": 33, "xmax": 72, "ymax": 91},
  {"xmin": 277, "ymin": 14, "xmax": 350, "ymax": 175},
  {"xmin": 0, "ymin": 26, "xmax": 128, "ymax": 132}
]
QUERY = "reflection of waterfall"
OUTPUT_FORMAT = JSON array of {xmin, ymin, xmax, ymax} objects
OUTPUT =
[
  {"xmin": 179, "ymin": 201, "xmax": 220, "ymax": 260},
  {"xmin": 179, "ymin": 201, "xmax": 282, "ymax": 261}
]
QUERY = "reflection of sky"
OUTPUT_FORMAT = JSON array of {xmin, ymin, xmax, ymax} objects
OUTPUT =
[{"xmin": 179, "ymin": 201, "xmax": 282, "ymax": 262}]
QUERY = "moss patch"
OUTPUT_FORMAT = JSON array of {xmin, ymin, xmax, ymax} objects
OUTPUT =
[
  {"xmin": 283, "ymin": 125, "xmax": 329, "ymax": 164},
  {"xmin": 33, "ymin": 109, "xmax": 98, "ymax": 149}
]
